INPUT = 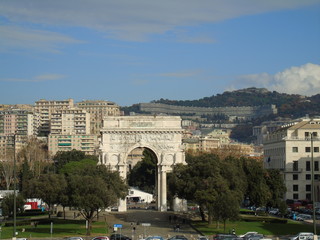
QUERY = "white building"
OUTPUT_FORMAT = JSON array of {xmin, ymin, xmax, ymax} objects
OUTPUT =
[
  {"xmin": 127, "ymin": 187, "xmax": 154, "ymax": 203},
  {"xmin": 264, "ymin": 118, "xmax": 320, "ymax": 201}
]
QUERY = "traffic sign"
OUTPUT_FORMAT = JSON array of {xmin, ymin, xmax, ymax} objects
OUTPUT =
[
  {"xmin": 141, "ymin": 223, "xmax": 151, "ymax": 227},
  {"xmin": 114, "ymin": 224, "xmax": 123, "ymax": 228}
]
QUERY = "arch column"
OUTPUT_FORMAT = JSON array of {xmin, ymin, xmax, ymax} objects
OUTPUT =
[
  {"xmin": 117, "ymin": 160, "xmax": 127, "ymax": 212},
  {"xmin": 157, "ymin": 165, "xmax": 169, "ymax": 211},
  {"xmin": 160, "ymin": 169, "xmax": 167, "ymax": 211}
]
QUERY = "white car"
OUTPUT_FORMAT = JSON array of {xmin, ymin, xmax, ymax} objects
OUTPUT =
[
  {"xmin": 289, "ymin": 232, "xmax": 313, "ymax": 240},
  {"xmin": 239, "ymin": 232, "xmax": 258, "ymax": 238}
]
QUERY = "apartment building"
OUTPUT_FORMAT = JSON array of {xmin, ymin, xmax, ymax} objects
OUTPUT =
[
  {"xmin": 48, "ymin": 107, "xmax": 99, "ymax": 156},
  {"xmin": 48, "ymin": 134, "xmax": 99, "ymax": 156},
  {"xmin": 253, "ymin": 118, "xmax": 293, "ymax": 145},
  {"xmin": 183, "ymin": 136, "xmax": 221, "ymax": 152},
  {"xmin": 0, "ymin": 109, "xmax": 36, "ymax": 136},
  {"xmin": 264, "ymin": 118, "xmax": 320, "ymax": 201},
  {"xmin": 50, "ymin": 108, "xmax": 90, "ymax": 135},
  {"xmin": 34, "ymin": 99, "xmax": 74, "ymax": 136},
  {"xmin": 0, "ymin": 109, "xmax": 35, "ymax": 157},
  {"xmin": 77, "ymin": 100, "xmax": 120, "ymax": 134}
]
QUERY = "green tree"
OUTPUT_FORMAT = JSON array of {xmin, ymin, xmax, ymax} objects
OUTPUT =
[
  {"xmin": 19, "ymin": 160, "xmax": 33, "ymax": 194},
  {"xmin": 264, "ymin": 169, "xmax": 287, "ymax": 208},
  {"xmin": 1, "ymin": 193, "xmax": 25, "ymax": 217},
  {"xmin": 241, "ymin": 157, "xmax": 270, "ymax": 207},
  {"xmin": 213, "ymin": 190, "xmax": 240, "ymax": 232},
  {"xmin": 59, "ymin": 158, "xmax": 98, "ymax": 176},
  {"xmin": 169, "ymin": 153, "xmax": 223, "ymax": 224},
  {"xmin": 26, "ymin": 173, "xmax": 67, "ymax": 218},
  {"xmin": 53, "ymin": 149, "xmax": 98, "ymax": 173},
  {"xmin": 67, "ymin": 167, "xmax": 127, "ymax": 235}
]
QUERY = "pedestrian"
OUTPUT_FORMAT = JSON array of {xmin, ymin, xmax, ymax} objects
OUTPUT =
[{"xmin": 176, "ymin": 224, "xmax": 180, "ymax": 232}]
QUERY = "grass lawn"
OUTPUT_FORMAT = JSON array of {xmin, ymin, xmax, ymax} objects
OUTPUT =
[
  {"xmin": 0, "ymin": 218, "xmax": 110, "ymax": 239},
  {"xmin": 192, "ymin": 217, "xmax": 320, "ymax": 236}
]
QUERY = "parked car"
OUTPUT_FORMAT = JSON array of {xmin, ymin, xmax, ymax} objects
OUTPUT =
[
  {"xmin": 145, "ymin": 236, "xmax": 164, "ymax": 240},
  {"xmin": 243, "ymin": 233, "xmax": 265, "ymax": 240},
  {"xmin": 239, "ymin": 232, "xmax": 258, "ymax": 238},
  {"xmin": 268, "ymin": 208, "xmax": 279, "ymax": 215},
  {"xmin": 289, "ymin": 232, "xmax": 314, "ymax": 240},
  {"xmin": 198, "ymin": 236, "xmax": 209, "ymax": 240},
  {"xmin": 65, "ymin": 237, "xmax": 84, "ymax": 240},
  {"xmin": 167, "ymin": 235, "xmax": 188, "ymax": 240},
  {"xmin": 244, "ymin": 234, "xmax": 272, "ymax": 240},
  {"xmin": 110, "ymin": 234, "xmax": 131, "ymax": 240},
  {"xmin": 295, "ymin": 214, "xmax": 312, "ymax": 221},
  {"xmin": 212, "ymin": 234, "xmax": 238, "ymax": 240},
  {"xmin": 92, "ymin": 237, "xmax": 110, "ymax": 240}
]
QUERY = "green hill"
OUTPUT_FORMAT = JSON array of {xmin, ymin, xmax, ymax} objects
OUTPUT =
[{"xmin": 122, "ymin": 87, "xmax": 320, "ymax": 119}]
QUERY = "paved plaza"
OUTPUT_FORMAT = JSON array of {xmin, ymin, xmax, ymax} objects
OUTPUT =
[{"xmin": 104, "ymin": 210, "xmax": 203, "ymax": 240}]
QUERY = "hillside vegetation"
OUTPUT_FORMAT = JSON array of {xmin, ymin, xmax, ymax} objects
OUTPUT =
[{"xmin": 151, "ymin": 87, "xmax": 320, "ymax": 118}]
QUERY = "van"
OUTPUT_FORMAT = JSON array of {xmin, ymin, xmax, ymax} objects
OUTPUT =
[{"xmin": 289, "ymin": 232, "xmax": 313, "ymax": 240}]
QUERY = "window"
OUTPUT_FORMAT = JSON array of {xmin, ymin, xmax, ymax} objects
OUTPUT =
[
  {"xmin": 306, "ymin": 174, "xmax": 311, "ymax": 180},
  {"xmin": 305, "ymin": 132, "xmax": 310, "ymax": 138},
  {"xmin": 292, "ymin": 147, "xmax": 298, "ymax": 152},
  {"xmin": 316, "ymin": 161, "xmax": 319, "ymax": 171},
  {"xmin": 315, "ymin": 147, "xmax": 319, "ymax": 153},
  {"xmin": 293, "ymin": 161, "xmax": 298, "ymax": 171},
  {"xmin": 306, "ymin": 161, "xmax": 311, "ymax": 171},
  {"xmin": 293, "ymin": 185, "xmax": 299, "ymax": 191},
  {"xmin": 293, "ymin": 193, "xmax": 299, "ymax": 200},
  {"xmin": 306, "ymin": 185, "xmax": 311, "ymax": 191},
  {"xmin": 293, "ymin": 174, "xmax": 298, "ymax": 180},
  {"xmin": 306, "ymin": 193, "xmax": 311, "ymax": 201},
  {"xmin": 306, "ymin": 147, "xmax": 311, "ymax": 153}
]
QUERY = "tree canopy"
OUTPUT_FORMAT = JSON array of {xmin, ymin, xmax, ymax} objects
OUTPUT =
[
  {"xmin": 24, "ymin": 150, "xmax": 128, "ymax": 235},
  {"xmin": 168, "ymin": 152, "xmax": 286, "ymax": 227}
]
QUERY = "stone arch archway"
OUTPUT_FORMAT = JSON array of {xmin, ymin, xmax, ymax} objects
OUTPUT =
[{"xmin": 100, "ymin": 116, "xmax": 186, "ymax": 211}]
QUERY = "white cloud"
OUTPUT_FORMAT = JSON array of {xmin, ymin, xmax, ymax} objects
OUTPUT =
[
  {"xmin": 231, "ymin": 63, "xmax": 320, "ymax": 96},
  {"xmin": 0, "ymin": 0, "xmax": 318, "ymax": 42},
  {"xmin": 0, "ymin": 25, "xmax": 83, "ymax": 53},
  {"xmin": 1, "ymin": 74, "xmax": 65, "ymax": 82}
]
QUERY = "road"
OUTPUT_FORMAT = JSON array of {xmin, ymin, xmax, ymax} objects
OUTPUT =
[{"xmin": 104, "ymin": 210, "xmax": 202, "ymax": 240}]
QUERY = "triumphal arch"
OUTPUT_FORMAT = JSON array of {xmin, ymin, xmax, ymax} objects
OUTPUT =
[{"xmin": 99, "ymin": 116, "xmax": 186, "ymax": 212}]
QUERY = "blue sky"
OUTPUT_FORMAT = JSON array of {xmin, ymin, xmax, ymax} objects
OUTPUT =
[{"xmin": 0, "ymin": 0, "xmax": 320, "ymax": 107}]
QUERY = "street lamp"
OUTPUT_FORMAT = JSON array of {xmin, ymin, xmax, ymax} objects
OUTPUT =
[
  {"xmin": 13, "ymin": 133, "xmax": 17, "ymax": 239},
  {"xmin": 310, "ymin": 132, "xmax": 317, "ymax": 235}
]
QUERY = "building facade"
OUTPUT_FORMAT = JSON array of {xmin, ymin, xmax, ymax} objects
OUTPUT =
[
  {"xmin": 0, "ymin": 109, "xmax": 35, "ymax": 136},
  {"xmin": 34, "ymin": 99, "xmax": 74, "ymax": 136},
  {"xmin": 77, "ymin": 100, "xmax": 120, "ymax": 134},
  {"xmin": 50, "ymin": 108, "xmax": 90, "ymax": 135},
  {"xmin": 264, "ymin": 118, "xmax": 320, "ymax": 201},
  {"xmin": 0, "ymin": 109, "xmax": 36, "ymax": 156},
  {"xmin": 48, "ymin": 134, "xmax": 99, "ymax": 156},
  {"xmin": 48, "ymin": 107, "xmax": 99, "ymax": 155}
]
